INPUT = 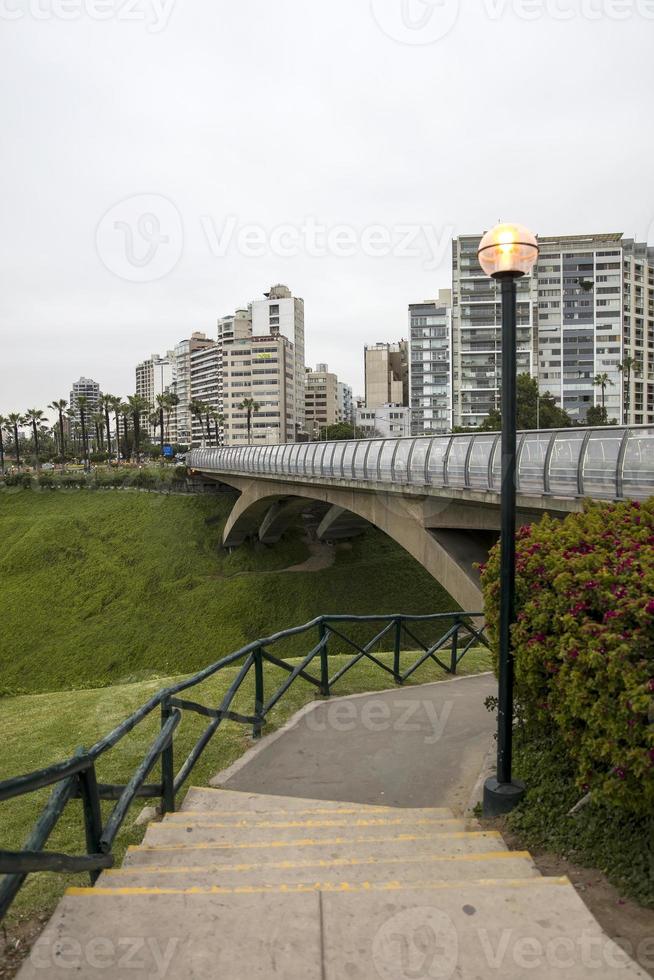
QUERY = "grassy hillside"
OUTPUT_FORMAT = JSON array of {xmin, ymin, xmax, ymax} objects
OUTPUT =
[{"xmin": 0, "ymin": 489, "xmax": 458, "ymax": 694}]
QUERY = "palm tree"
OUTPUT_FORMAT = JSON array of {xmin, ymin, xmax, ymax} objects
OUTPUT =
[
  {"xmin": 0, "ymin": 415, "xmax": 6, "ymax": 473},
  {"xmin": 593, "ymin": 373, "xmax": 614, "ymax": 423},
  {"xmin": 48, "ymin": 399, "xmax": 68, "ymax": 460},
  {"xmin": 92, "ymin": 412, "xmax": 105, "ymax": 454},
  {"xmin": 7, "ymin": 413, "xmax": 24, "ymax": 467},
  {"xmin": 100, "ymin": 394, "xmax": 116, "ymax": 461},
  {"xmin": 188, "ymin": 400, "xmax": 207, "ymax": 447},
  {"xmin": 76, "ymin": 396, "xmax": 90, "ymax": 470},
  {"xmin": 127, "ymin": 395, "xmax": 150, "ymax": 460},
  {"xmin": 238, "ymin": 398, "xmax": 260, "ymax": 444},
  {"xmin": 119, "ymin": 402, "xmax": 131, "ymax": 460},
  {"xmin": 24, "ymin": 409, "xmax": 45, "ymax": 467},
  {"xmin": 618, "ymin": 356, "xmax": 640, "ymax": 424},
  {"xmin": 210, "ymin": 410, "xmax": 224, "ymax": 447},
  {"xmin": 155, "ymin": 394, "xmax": 168, "ymax": 455},
  {"xmin": 164, "ymin": 392, "xmax": 179, "ymax": 444}
]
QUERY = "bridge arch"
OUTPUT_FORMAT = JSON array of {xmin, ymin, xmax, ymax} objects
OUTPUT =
[{"xmin": 217, "ymin": 475, "xmax": 488, "ymax": 610}]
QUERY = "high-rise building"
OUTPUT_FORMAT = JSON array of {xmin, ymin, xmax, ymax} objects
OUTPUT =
[
  {"xmin": 69, "ymin": 377, "xmax": 101, "ymax": 425},
  {"xmin": 305, "ymin": 364, "xmax": 340, "ymax": 437},
  {"xmin": 355, "ymin": 404, "xmax": 412, "ymax": 438},
  {"xmin": 190, "ymin": 341, "xmax": 221, "ymax": 446},
  {"xmin": 251, "ymin": 284, "xmax": 306, "ymax": 435},
  {"xmin": 409, "ymin": 289, "xmax": 453, "ymax": 435},
  {"xmin": 173, "ymin": 332, "xmax": 215, "ymax": 446},
  {"xmin": 135, "ymin": 351, "xmax": 175, "ymax": 438},
  {"xmin": 221, "ymin": 332, "xmax": 296, "ymax": 445},
  {"xmin": 337, "ymin": 381, "xmax": 354, "ymax": 424},
  {"xmin": 364, "ymin": 341, "xmax": 408, "ymax": 409},
  {"xmin": 451, "ymin": 232, "xmax": 654, "ymax": 428}
]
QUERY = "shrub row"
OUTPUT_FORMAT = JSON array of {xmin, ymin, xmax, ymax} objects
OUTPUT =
[
  {"xmin": 1, "ymin": 466, "xmax": 189, "ymax": 491},
  {"xmin": 480, "ymin": 499, "xmax": 654, "ymax": 814}
]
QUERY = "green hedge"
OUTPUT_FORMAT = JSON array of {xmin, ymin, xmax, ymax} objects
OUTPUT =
[
  {"xmin": 480, "ymin": 499, "xmax": 654, "ymax": 814},
  {"xmin": 1, "ymin": 466, "xmax": 188, "ymax": 491}
]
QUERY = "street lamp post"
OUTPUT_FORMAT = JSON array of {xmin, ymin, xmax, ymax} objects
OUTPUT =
[{"xmin": 478, "ymin": 223, "xmax": 539, "ymax": 817}]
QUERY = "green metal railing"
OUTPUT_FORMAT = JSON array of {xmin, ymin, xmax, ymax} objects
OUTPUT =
[{"xmin": 0, "ymin": 611, "xmax": 488, "ymax": 920}]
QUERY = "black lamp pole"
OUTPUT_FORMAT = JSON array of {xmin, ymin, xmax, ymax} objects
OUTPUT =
[{"xmin": 483, "ymin": 270, "xmax": 526, "ymax": 816}]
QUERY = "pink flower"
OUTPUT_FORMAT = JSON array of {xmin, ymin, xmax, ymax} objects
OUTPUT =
[{"xmin": 614, "ymin": 767, "xmax": 627, "ymax": 780}]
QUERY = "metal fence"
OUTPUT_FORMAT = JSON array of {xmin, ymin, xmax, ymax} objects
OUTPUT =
[
  {"xmin": 0, "ymin": 611, "xmax": 488, "ymax": 922},
  {"xmin": 189, "ymin": 426, "xmax": 654, "ymax": 500}
]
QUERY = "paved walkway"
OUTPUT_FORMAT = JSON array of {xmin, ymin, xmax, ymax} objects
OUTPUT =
[{"xmin": 213, "ymin": 673, "xmax": 497, "ymax": 813}]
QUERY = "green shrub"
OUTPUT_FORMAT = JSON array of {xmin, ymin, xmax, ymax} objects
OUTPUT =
[{"xmin": 480, "ymin": 499, "xmax": 654, "ymax": 814}]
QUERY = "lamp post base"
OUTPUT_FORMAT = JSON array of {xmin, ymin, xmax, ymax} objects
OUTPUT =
[{"xmin": 483, "ymin": 777, "xmax": 525, "ymax": 817}]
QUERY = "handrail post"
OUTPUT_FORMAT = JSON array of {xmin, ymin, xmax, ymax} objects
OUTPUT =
[
  {"xmin": 78, "ymin": 761, "xmax": 103, "ymax": 884},
  {"xmin": 319, "ymin": 620, "xmax": 330, "ymax": 696},
  {"xmin": 393, "ymin": 617, "xmax": 402, "ymax": 683},
  {"xmin": 253, "ymin": 646, "xmax": 264, "ymax": 739},
  {"xmin": 450, "ymin": 618, "xmax": 459, "ymax": 675},
  {"xmin": 160, "ymin": 700, "xmax": 175, "ymax": 814}
]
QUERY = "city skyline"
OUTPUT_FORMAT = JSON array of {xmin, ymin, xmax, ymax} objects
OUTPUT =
[{"xmin": 3, "ymin": 1, "xmax": 653, "ymax": 413}]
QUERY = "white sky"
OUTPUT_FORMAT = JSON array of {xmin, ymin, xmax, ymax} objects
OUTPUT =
[{"xmin": 2, "ymin": 0, "xmax": 653, "ymax": 416}]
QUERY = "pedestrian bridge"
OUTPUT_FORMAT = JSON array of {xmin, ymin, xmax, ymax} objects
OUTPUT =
[{"xmin": 188, "ymin": 425, "xmax": 654, "ymax": 608}]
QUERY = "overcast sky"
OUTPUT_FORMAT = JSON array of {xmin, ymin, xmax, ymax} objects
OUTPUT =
[{"xmin": 2, "ymin": 0, "xmax": 653, "ymax": 417}]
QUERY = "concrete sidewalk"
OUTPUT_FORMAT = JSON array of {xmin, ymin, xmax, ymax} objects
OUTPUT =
[{"xmin": 212, "ymin": 672, "xmax": 497, "ymax": 813}]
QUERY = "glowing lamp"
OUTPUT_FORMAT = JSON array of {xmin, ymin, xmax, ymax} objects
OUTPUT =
[{"xmin": 477, "ymin": 223, "xmax": 538, "ymax": 278}]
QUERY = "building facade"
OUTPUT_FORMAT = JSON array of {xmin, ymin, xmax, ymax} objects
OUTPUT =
[
  {"xmin": 251, "ymin": 284, "xmax": 305, "ymax": 436},
  {"xmin": 135, "ymin": 351, "xmax": 175, "ymax": 439},
  {"xmin": 355, "ymin": 404, "xmax": 411, "ymax": 438},
  {"xmin": 173, "ymin": 332, "xmax": 215, "ymax": 446},
  {"xmin": 69, "ymin": 377, "xmax": 101, "ymax": 425},
  {"xmin": 364, "ymin": 341, "xmax": 408, "ymax": 410},
  {"xmin": 221, "ymin": 333, "xmax": 295, "ymax": 445},
  {"xmin": 305, "ymin": 364, "xmax": 340, "ymax": 436},
  {"xmin": 189, "ymin": 342, "xmax": 221, "ymax": 446},
  {"xmin": 409, "ymin": 289, "xmax": 453, "ymax": 435},
  {"xmin": 451, "ymin": 232, "xmax": 654, "ymax": 428}
]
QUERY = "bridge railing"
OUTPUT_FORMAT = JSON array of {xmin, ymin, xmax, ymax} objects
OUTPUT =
[
  {"xmin": 0, "ymin": 611, "xmax": 488, "ymax": 922},
  {"xmin": 188, "ymin": 425, "xmax": 654, "ymax": 500}
]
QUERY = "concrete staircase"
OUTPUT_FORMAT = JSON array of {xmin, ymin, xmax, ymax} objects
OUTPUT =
[{"xmin": 19, "ymin": 787, "xmax": 647, "ymax": 978}]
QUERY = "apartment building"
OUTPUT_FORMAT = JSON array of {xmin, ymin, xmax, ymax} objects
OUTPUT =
[
  {"xmin": 251, "ymin": 285, "xmax": 306, "ymax": 434},
  {"xmin": 68, "ymin": 377, "xmax": 101, "ymax": 425},
  {"xmin": 355, "ymin": 404, "xmax": 411, "ymax": 438},
  {"xmin": 305, "ymin": 363, "xmax": 340, "ymax": 437},
  {"xmin": 135, "ymin": 351, "xmax": 175, "ymax": 439},
  {"xmin": 189, "ymin": 342, "xmax": 221, "ymax": 446},
  {"xmin": 451, "ymin": 232, "xmax": 654, "ymax": 428},
  {"xmin": 221, "ymin": 333, "xmax": 296, "ymax": 445},
  {"xmin": 337, "ymin": 381, "xmax": 354, "ymax": 424},
  {"xmin": 409, "ymin": 289, "xmax": 453, "ymax": 435},
  {"xmin": 173, "ymin": 332, "xmax": 215, "ymax": 445},
  {"xmin": 364, "ymin": 341, "xmax": 408, "ymax": 409}
]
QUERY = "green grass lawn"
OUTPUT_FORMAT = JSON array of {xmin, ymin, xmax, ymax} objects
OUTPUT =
[
  {"xmin": 0, "ymin": 490, "xmax": 460, "ymax": 695},
  {"xmin": 0, "ymin": 647, "xmax": 492, "ymax": 924}
]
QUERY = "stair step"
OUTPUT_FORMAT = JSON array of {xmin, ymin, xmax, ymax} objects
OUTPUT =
[
  {"xmin": 124, "ymin": 831, "xmax": 506, "ymax": 867},
  {"xmin": 144, "ymin": 814, "xmax": 472, "ymax": 846},
  {"xmin": 98, "ymin": 850, "xmax": 539, "ymax": 888},
  {"xmin": 18, "ymin": 879, "xmax": 645, "ymax": 979},
  {"xmin": 179, "ymin": 786, "xmax": 455, "ymax": 817}
]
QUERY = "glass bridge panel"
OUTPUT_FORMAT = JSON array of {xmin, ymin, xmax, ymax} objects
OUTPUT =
[
  {"xmin": 341, "ymin": 442, "xmax": 357, "ymax": 478},
  {"xmin": 352, "ymin": 442, "xmax": 368, "ymax": 479},
  {"xmin": 468, "ymin": 434, "xmax": 497, "ymax": 489},
  {"xmin": 446, "ymin": 436, "xmax": 472, "ymax": 487},
  {"xmin": 378, "ymin": 441, "xmax": 396, "ymax": 480},
  {"xmin": 330, "ymin": 442, "xmax": 347, "ymax": 477},
  {"xmin": 392, "ymin": 440, "xmax": 415, "ymax": 483},
  {"xmin": 287, "ymin": 444, "xmax": 301, "ymax": 473},
  {"xmin": 622, "ymin": 428, "xmax": 654, "ymax": 500},
  {"xmin": 548, "ymin": 431, "xmax": 586, "ymax": 495},
  {"xmin": 312, "ymin": 443, "xmax": 328, "ymax": 476},
  {"xmin": 581, "ymin": 430, "xmax": 622, "ymax": 498},
  {"xmin": 364, "ymin": 441, "xmax": 384, "ymax": 480},
  {"xmin": 518, "ymin": 433, "xmax": 552, "ymax": 493},
  {"xmin": 409, "ymin": 439, "xmax": 431, "ymax": 485},
  {"xmin": 426, "ymin": 439, "xmax": 449, "ymax": 487}
]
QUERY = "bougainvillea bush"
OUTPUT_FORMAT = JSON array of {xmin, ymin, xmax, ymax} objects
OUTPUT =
[{"xmin": 480, "ymin": 499, "xmax": 654, "ymax": 815}]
